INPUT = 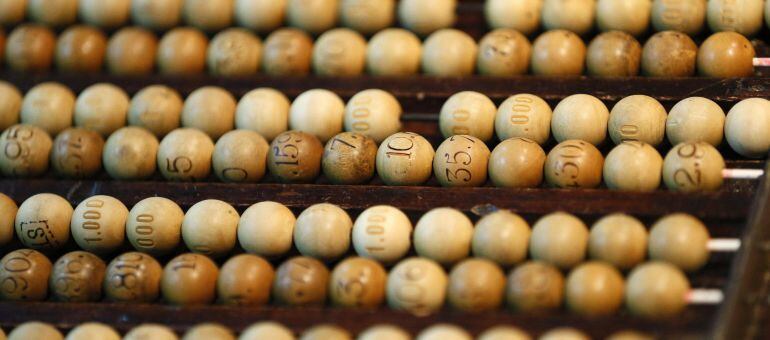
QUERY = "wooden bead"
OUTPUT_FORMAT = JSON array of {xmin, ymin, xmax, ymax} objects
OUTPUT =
[
  {"xmin": 234, "ymin": 0, "xmax": 286, "ymax": 32},
  {"xmin": 539, "ymin": 328, "xmax": 590, "ymax": 340},
  {"xmin": 294, "ymin": 203, "xmax": 353, "ymax": 260},
  {"xmin": 478, "ymin": 29, "xmax": 531, "ymax": 77},
  {"xmin": 50, "ymin": 250, "xmax": 106, "ymax": 302},
  {"xmin": 300, "ymin": 325, "xmax": 351, "ymax": 340},
  {"xmin": 447, "ymin": 258, "xmax": 506, "ymax": 312},
  {"xmin": 608, "ymin": 95, "xmax": 667, "ymax": 146},
  {"xmin": 485, "ymin": 0, "xmax": 543, "ymax": 35},
  {"xmin": 489, "ymin": 138, "xmax": 546, "ymax": 188},
  {"xmin": 699, "ymin": 32, "xmax": 755, "ymax": 78},
  {"xmin": 124, "ymin": 325, "xmax": 177, "ymax": 340},
  {"xmin": 344, "ymin": 89, "xmax": 402, "ymax": 143},
  {"xmin": 0, "ymin": 0, "xmax": 26, "ymax": 25},
  {"xmin": 289, "ymin": 89, "xmax": 345, "ymax": 143},
  {"xmin": 386, "ymin": 257, "xmax": 447, "ymax": 315},
  {"xmin": 0, "ymin": 124, "xmax": 52, "ymax": 177},
  {"xmin": 79, "ymin": 0, "xmax": 130, "ymax": 28},
  {"xmin": 182, "ymin": 87, "xmax": 235, "ymax": 140},
  {"xmin": 162, "ymin": 253, "xmax": 219, "ymax": 305},
  {"xmin": 542, "ymin": 0, "xmax": 596, "ymax": 35},
  {"xmin": 235, "ymin": 88, "xmax": 290, "ymax": 141},
  {"xmin": 322, "ymin": 132, "xmax": 377, "ymax": 184},
  {"xmin": 625, "ymin": 262, "xmax": 690, "ymax": 318},
  {"xmin": 434, "ymin": 135, "xmax": 490, "ymax": 187},
  {"xmin": 262, "ymin": 28, "xmax": 313, "ymax": 76},
  {"xmin": 106, "ymin": 27, "xmax": 158, "ymax": 75},
  {"xmin": 157, "ymin": 28, "xmax": 208, "ymax": 75},
  {"xmin": 479, "ymin": 327, "xmax": 531, "ymax": 340},
  {"xmin": 472, "ymin": 210, "xmax": 531, "ymax": 266},
  {"xmin": 414, "ymin": 207, "xmax": 473, "ymax": 265},
  {"xmin": 104, "ymin": 252, "xmax": 162, "ymax": 302},
  {"xmin": 495, "ymin": 94, "xmax": 552, "ymax": 145},
  {"xmin": 666, "ymin": 97, "xmax": 725, "ymax": 146},
  {"xmin": 213, "ymin": 130, "xmax": 268, "ymax": 183},
  {"xmin": 66, "ymin": 323, "xmax": 120, "ymax": 340},
  {"xmin": 651, "ymin": 0, "xmax": 706, "ymax": 35},
  {"xmin": 366, "ymin": 28, "xmax": 422, "ymax": 76},
  {"xmin": 398, "ymin": 0, "xmax": 456, "ymax": 35},
  {"xmin": 545, "ymin": 140, "xmax": 604, "ymax": 189},
  {"xmin": 440, "ymin": 92, "xmax": 496, "ymax": 142},
  {"xmin": 128, "ymin": 85, "xmax": 183, "ymax": 138},
  {"xmin": 181, "ymin": 199, "xmax": 239, "ymax": 258},
  {"xmin": 725, "ymin": 98, "xmax": 770, "ymax": 158},
  {"xmin": 552, "ymin": 94, "xmax": 609, "ymax": 145},
  {"xmin": 376, "ymin": 132, "xmax": 435, "ymax": 186},
  {"xmin": 103, "ymin": 127, "xmax": 159, "ymax": 180},
  {"xmin": 208, "ymin": 28, "xmax": 262, "ymax": 77},
  {"xmin": 531, "ymin": 30, "xmax": 586, "ymax": 76},
  {"xmin": 126, "ymin": 197, "xmax": 183, "ymax": 256},
  {"xmin": 642, "ymin": 31, "xmax": 697, "ymax": 77},
  {"xmin": 8, "ymin": 322, "xmax": 62, "ymax": 340},
  {"xmin": 238, "ymin": 201, "xmax": 296, "ymax": 257},
  {"xmin": 268, "ymin": 131, "xmax": 324, "ymax": 183},
  {"xmin": 358, "ymin": 325, "xmax": 411, "ymax": 340},
  {"xmin": 131, "ymin": 0, "xmax": 183, "ymax": 30},
  {"xmin": 565, "ymin": 261, "xmax": 625, "ymax": 316},
  {"xmin": 649, "ymin": 213, "xmax": 710, "ymax": 272},
  {"xmin": 55, "ymin": 25, "xmax": 107, "ymax": 72},
  {"xmin": 352, "ymin": 205, "xmax": 412, "ymax": 264},
  {"xmin": 183, "ymin": 324, "xmax": 235, "ymax": 340},
  {"xmin": 27, "ymin": 0, "xmax": 77, "ymax": 26},
  {"xmin": 217, "ymin": 254, "xmax": 274, "ymax": 306},
  {"xmin": 71, "ymin": 195, "xmax": 129, "ymax": 254},
  {"xmin": 329, "ymin": 257, "xmax": 387, "ymax": 308},
  {"xmin": 0, "ymin": 81, "xmax": 22, "ymax": 131},
  {"xmin": 74, "ymin": 83, "xmax": 129, "ymax": 137},
  {"xmin": 240, "ymin": 322, "xmax": 294, "ymax": 340},
  {"xmin": 596, "ymin": 0, "xmax": 651, "ymax": 36},
  {"xmin": 0, "ymin": 249, "xmax": 52, "ymax": 301},
  {"xmin": 0, "ymin": 193, "xmax": 17, "ymax": 246},
  {"xmin": 340, "ymin": 0, "xmax": 395, "ymax": 34},
  {"xmin": 157, "ymin": 128, "xmax": 215, "ymax": 181},
  {"xmin": 286, "ymin": 0, "xmax": 339, "ymax": 34},
  {"xmin": 662, "ymin": 142, "xmax": 724, "ymax": 192},
  {"xmin": 707, "ymin": 0, "xmax": 764, "ymax": 36},
  {"xmin": 422, "ymin": 29, "xmax": 478, "ymax": 76},
  {"xmin": 529, "ymin": 212, "xmax": 588, "ymax": 269},
  {"xmin": 15, "ymin": 193, "xmax": 72, "ymax": 250},
  {"xmin": 273, "ymin": 256, "xmax": 330, "ymax": 306},
  {"xmin": 416, "ymin": 324, "xmax": 471, "ymax": 340},
  {"xmin": 21, "ymin": 82, "xmax": 75, "ymax": 136},
  {"xmin": 603, "ymin": 142, "xmax": 663, "ymax": 192},
  {"xmin": 183, "ymin": 0, "xmax": 233, "ymax": 31},
  {"xmin": 586, "ymin": 31, "xmax": 642, "ymax": 77},
  {"xmin": 312, "ymin": 28, "xmax": 367, "ymax": 77},
  {"xmin": 55, "ymin": 128, "xmax": 103, "ymax": 180}
]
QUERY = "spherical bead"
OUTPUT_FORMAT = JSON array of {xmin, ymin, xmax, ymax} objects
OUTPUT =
[
  {"xmin": 0, "ymin": 249, "xmax": 52, "ymax": 301},
  {"xmin": 340, "ymin": 0, "xmax": 395, "ymax": 34},
  {"xmin": 666, "ymin": 97, "xmax": 725, "ymax": 146},
  {"xmin": 312, "ymin": 28, "xmax": 367, "ymax": 76},
  {"xmin": 55, "ymin": 25, "xmax": 107, "ymax": 72},
  {"xmin": 27, "ymin": 0, "xmax": 77, "ymax": 26},
  {"xmin": 0, "ymin": 124, "xmax": 52, "ymax": 177},
  {"xmin": 608, "ymin": 95, "xmax": 667, "ymax": 146},
  {"xmin": 294, "ymin": 203, "xmax": 353, "ymax": 260},
  {"xmin": 7, "ymin": 322, "xmax": 62, "ymax": 340},
  {"xmin": 0, "ymin": 81, "xmax": 22, "ymax": 131},
  {"xmin": 15, "ymin": 193, "xmax": 72, "ymax": 250},
  {"xmin": 262, "ymin": 28, "xmax": 313, "ymax": 76},
  {"xmin": 488, "ymin": 138, "xmax": 546, "ymax": 188},
  {"xmin": 495, "ymin": 94, "xmax": 552, "ymax": 145},
  {"xmin": 66, "ymin": 323, "xmax": 121, "ymax": 340},
  {"xmin": 651, "ymin": 0, "xmax": 706, "ymax": 35},
  {"xmin": 300, "ymin": 325, "xmax": 352, "ymax": 340},
  {"xmin": 707, "ymin": 0, "xmax": 764, "ymax": 36},
  {"xmin": 478, "ymin": 326, "xmax": 531, "ymax": 340},
  {"xmin": 322, "ymin": 132, "xmax": 377, "ymax": 184},
  {"xmin": 542, "ymin": 0, "xmax": 596, "ymax": 35},
  {"xmin": 529, "ymin": 212, "xmax": 589, "ymax": 269},
  {"xmin": 725, "ymin": 98, "xmax": 770, "ymax": 158},
  {"xmin": 181, "ymin": 87, "xmax": 235, "ymax": 140},
  {"xmin": 376, "ymin": 132, "xmax": 435, "ymax": 186},
  {"xmin": 183, "ymin": 0, "xmax": 233, "ymax": 31},
  {"xmin": 422, "ymin": 29, "xmax": 477, "ymax": 76},
  {"xmin": 433, "ymin": 135, "xmax": 491, "ymax": 187},
  {"xmin": 217, "ymin": 254, "xmax": 274, "ymax": 306},
  {"xmin": 267, "ymin": 130, "xmax": 324, "ymax": 183},
  {"xmin": 344, "ymin": 89, "xmax": 402, "ymax": 143},
  {"xmin": 289, "ymin": 89, "xmax": 345, "ymax": 143},
  {"xmin": 440, "ymin": 91, "xmax": 496, "ymax": 142},
  {"xmin": 70, "ymin": 195, "xmax": 129, "ymax": 254},
  {"xmin": 551, "ymin": 94, "xmax": 609, "ymax": 145},
  {"xmin": 238, "ymin": 201, "xmax": 296, "ymax": 257},
  {"xmin": 79, "ymin": 0, "xmax": 131, "ymax": 28},
  {"xmin": 414, "ymin": 207, "xmax": 473, "ymax": 265},
  {"xmin": 20, "ymin": 82, "xmax": 75, "ymax": 136},
  {"xmin": 642, "ymin": 31, "xmax": 698, "ymax": 77},
  {"xmin": 0, "ymin": 0, "xmax": 26, "ymax": 25},
  {"xmin": 131, "ymin": 0, "xmax": 183, "ymax": 30},
  {"xmin": 532, "ymin": 29, "xmax": 587, "ymax": 76},
  {"xmin": 51, "ymin": 128, "xmax": 104, "ymax": 179},
  {"xmin": 329, "ymin": 257, "xmax": 387, "ymax": 308},
  {"xmin": 286, "ymin": 0, "xmax": 339, "ymax": 34},
  {"xmin": 506, "ymin": 261, "xmax": 564, "ymax": 312},
  {"xmin": 596, "ymin": 0, "xmax": 651, "ymax": 36},
  {"xmin": 240, "ymin": 322, "xmax": 294, "ymax": 340},
  {"xmin": 698, "ymin": 32, "xmax": 755, "ymax": 78},
  {"xmin": 102, "ymin": 127, "xmax": 159, "ymax": 180},
  {"xmin": 50, "ymin": 251, "xmax": 106, "ymax": 302},
  {"xmin": 181, "ymin": 199, "xmax": 239, "ymax": 258},
  {"xmin": 485, "ymin": 0, "xmax": 543, "ymax": 35},
  {"xmin": 352, "ymin": 205, "xmax": 412, "ymax": 264},
  {"xmin": 398, "ymin": 0, "xmax": 456, "ymax": 35},
  {"xmin": 6, "ymin": 24, "xmax": 55, "ymax": 71},
  {"xmin": 157, "ymin": 128, "xmax": 215, "ymax": 181},
  {"xmin": 235, "ymin": 88, "xmax": 290, "ymax": 141},
  {"xmin": 649, "ymin": 213, "xmax": 710, "ymax": 272},
  {"xmin": 416, "ymin": 324, "xmax": 471, "ymax": 340},
  {"xmin": 625, "ymin": 262, "xmax": 690, "ymax": 318},
  {"xmin": 272, "ymin": 256, "xmax": 330, "ymax": 306},
  {"xmin": 386, "ymin": 257, "xmax": 447, "ymax": 315},
  {"xmin": 540, "ymin": 328, "xmax": 590, "ymax": 340},
  {"xmin": 124, "ymin": 325, "xmax": 176, "ymax": 340},
  {"xmin": 104, "ymin": 252, "xmax": 162, "ymax": 302},
  {"xmin": 234, "ymin": 0, "xmax": 286, "ymax": 32},
  {"xmin": 544, "ymin": 140, "xmax": 604, "ymax": 189},
  {"xmin": 207, "ymin": 28, "xmax": 262, "ymax": 77},
  {"xmin": 161, "ymin": 253, "xmax": 219, "ymax": 305},
  {"xmin": 565, "ymin": 262, "xmax": 625, "ymax": 317},
  {"xmin": 126, "ymin": 197, "xmax": 184, "ymax": 256},
  {"xmin": 212, "ymin": 130, "xmax": 269, "ymax": 182},
  {"xmin": 478, "ymin": 29, "xmax": 531, "ymax": 76},
  {"xmin": 586, "ymin": 31, "xmax": 642, "ymax": 77},
  {"xmin": 0, "ymin": 193, "xmax": 17, "ymax": 246},
  {"xmin": 662, "ymin": 142, "xmax": 724, "ymax": 192},
  {"xmin": 358, "ymin": 325, "xmax": 411, "ymax": 340},
  {"xmin": 106, "ymin": 27, "xmax": 158, "ymax": 75},
  {"xmin": 157, "ymin": 28, "xmax": 209, "ymax": 75},
  {"xmin": 183, "ymin": 324, "xmax": 235, "ymax": 340},
  {"xmin": 74, "ymin": 83, "xmax": 129, "ymax": 137},
  {"xmin": 366, "ymin": 28, "xmax": 422, "ymax": 76},
  {"xmin": 447, "ymin": 258, "xmax": 506, "ymax": 312},
  {"xmin": 128, "ymin": 85, "xmax": 183, "ymax": 138},
  {"xmin": 603, "ymin": 142, "xmax": 663, "ymax": 192},
  {"xmin": 472, "ymin": 210, "xmax": 531, "ymax": 266}
]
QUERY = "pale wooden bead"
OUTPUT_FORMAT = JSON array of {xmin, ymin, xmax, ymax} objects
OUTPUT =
[
  {"xmin": 478, "ymin": 326, "xmax": 531, "ymax": 340},
  {"xmin": 300, "ymin": 325, "xmax": 351, "ymax": 340},
  {"xmin": 267, "ymin": 130, "xmax": 324, "ymax": 183},
  {"xmin": 183, "ymin": 0, "xmax": 234, "ymax": 31},
  {"xmin": 448, "ymin": 258, "xmax": 506, "ymax": 312},
  {"xmin": 126, "ymin": 197, "xmax": 184, "ymax": 256},
  {"xmin": 416, "ymin": 324, "xmax": 471, "ymax": 340},
  {"xmin": 55, "ymin": 25, "xmax": 107, "ymax": 72},
  {"xmin": 698, "ymin": 32, "xmax": 755, "ymax": 78},
  {"xmin": 217, "ymin": 254, "xmax": 274, "ymax": 306},
  {"xmin": 262, "ymin": 28, "xmax": 313, "ymax": 76},
  {"xmin": 181, "ymin": 87, "xmax": 235, "ymax": 140},
  {"xmin": 662, "ymin": 142, "xmax": 724, "ymax": 192},
  {"xmin": 649, "ymin": 213, "xmax": 710, "ymax": 272},
  {"xmin": 604, "ymin": 142, "xmax": 663, "ymax": 192},
  {"xmin": 478, "ymin": 29, "xmax": 531, "ymax": 77},
  {"xmin": 531, "ymin": 30, "xmax": 586, "ymax": 76},
  {"xmin": 589, "ymin": 213, "xmax": 648, "ymax": 269},
  {"xmin": 625, "ymin": 262, "xmax": 690, "ymax": 318},
  {"xmin": 666, "ymin": 97, "xmax": 725, "ymax": 146},
  {"xmin": 366, "ymin": 28, "xmax": 422, "ymax": 76},
  {"xmin": 596, "ymin": 0, "xmax": 651, "ymax": 36},
  {"xmin": 183, "ymin": 324, "xmax": 235, "ymax": 340},
  {"xmin": 182, "ymin": 200, "xmax": 239, "ymax": 258},
  {"xmin": 0, "ymin": 124, "xmax": 52, "ymax": 177},
  {"xmin": 50, "ymin": 251, "xmax": 106, "ymax": 302},
  {"xmin": 234, "ymin": 0, "xmax": 286, "ymax": 32},
  {"xmin": 213, "ymin": 130, "xmax": 269, "ymax": 182},
  {"xmin": 376, "ymin": 132, "xmax": 435, "ymax": 186},
  {"xmin": 322, "ymin": 132, "xmax": 377, "ymax": 184},
  {"xmin": 104, "ymin": 252, "xmax": 162, "ymax": 302},
  {"xmin": 541, "ymin": 0, "xmax": 596, "ymax": 35},
  {"xmin": 0, "ymin": 81, "xmax": 22, "ymax": 131},
  {"xmin": 289, "ymin": 89, "xmax": 345, "ymax": 143},
  {"xmin": 642, "ymin": 31, "xmax": 698, "ymax": 77},
  {"xmin": 344, "ymin": 89, "xmax": 402, "ymax": 143},
  {"xmin": 294, "ymin": 203, "xmax": 353, "ymax": 260},
  {"xmin": 0, "ymin": 249, "xmax": 52, "ymax": 301},
  {"xmin": 272, "ymin": 256, "xmax": 329, "ymax": 306},
  {"xmin": 131, "ymin": 0, "xmax": 183, "ymax": 30},
  {"xmin": 240, "ymin": 322, "xmax": 295, "ymax": 340},
  {"xmin": 352, "ymin": 205, "xmax": 412, "ymax": 264},
  {"xmin": 439, "ymin": 91, "xmax": 496, "ymax": 142},
  {"xmin": 386, "ymin": 257, "xmax": 447, "ymax": 315},
  {"xmin": 157, "ymin": 128, "xmax": 215, "ymax": 181},
  {"xmin": 707, "ymin": 0, "xmax": 764, "ymax": 36},
  {"xmin": 15, "ymin": 193, "xmax": 72, "ymax": 250},
  {"xmin": 79, "ymin": 0, "xmax": 131, "ymax": 28},
  {"xmin": 422, "ymin": 29, "xmax": 477, "ymax": 76},
  {"xmin": 552, "ymin": 94, "xmax": 608, "ymax": 145},
  {"xmin": 27, "ymin": 0, "xmax": 77, "ymax": 26},
  {"xmin": 286, "ymin": 0, "xmax": 339, "ymax": 34},
  {"xmin": 161, "ymin": 253, "xmax": 219, "ymax": 305},
  {"xmin": 485, "ymin": 0, "xmax": 543, "ymax": 35},
  {"xmin": 66, "ymin": 323, "xmax": 120, "ymax": 340},
  {"xmin": 725, "ymin": 98, "xmax": 770, "ymax": 158},
  {"xmin": 208, "ymin": 28, "xmax": 262, "ymax": 77},
  {"xmin": 651, "ymin": 0, "xmax": 706, "ymax": 35},
  {"xmin": 0, "ymin": 0, "xmax": 27, "ymax": 25},
  {"xmin": 340, "ymin": 0, "xmax": 395, "ymax": 34},
  {"xmin": 103, "ymin": 127, "xmax": 159, "ymax": 180},
  {"xmin": 0, "ymin": 193, "xmax": 18, "ymax": 246},
  {"xmin": 433, "ymin": 135, "xmax": 491, "ymax": 187},
  {"xmin": 539, "ymin": 328, "xmax": 590, "ymax": 340},
  {"xmin": 124, "ymin": 325, "xmax": 178, "ymax": 340},
  {"xmin": 8, "ymin": 322, "xmax": 62, "ymax": 340},
  {"xmin": 529, "ymin": 212, "xmax": 589, "ymax": 269},
  {"xmin": 128, "ymin": 85, "xmax": 183, "ymax": 138},
  {"xmin": 238, "ymin": 201, "xmax": 296, "ymax": 257},
  {"xmin": 358, "ymin": 325, "xmax": 411, "ymax": 340},
  {"xmin": 489, "ymin": 138, "xmax": 546, "ymax": 188},
  {"xmin": 312, "ymin": 28, "xmax": 367, "ymax": 76},
  {"xmin": 74, "ymin": 83, "xmax": 129, "ymax": 137},
  {"xmin": 608, "ymin": 95, "xmax": 667, "ymax": 146},
  {"xmin": 398, "ymin": 0, "xmax": 456, "ymax": 35},
  {"xmin": 106, "ymin": 27, "xmax": 158, "ymax": 76},
  {"xmin": 329, "ymin": 257, "xmax": 387, "ymax": 308},
  {"xmin": 70, "ymin": 195, "xmax": 129, "ymax": 254},
  {"xmin": 565, "ymin": 261, "xmax": 625, "ymax": 316},
  {"xmin": 495, "ymin": 94, "xmax": 552, "ymax": 145},
  {"xmin": 21, "ymin": 82, "xmax": 75, "ymax": 136},
  {"xmin": 414, "ymin": 207, "xmax": 473, "ymax": 265},
  {"xmin": 586, "ymin": 31, "xmax": 642, "ymax": 77},
  {"xmin": 472, "ymin": 210, "xmax": 531, "ymax": 267},
  {"xmin": 157, "ymin": 28, "xmax": 209, "ymax": 75},
  {"xmin": 545, "ymin": 140, "xmax": 604, "ymax": 189},
  {"xmin": 236, "ymin": 88, "xmax": 290, "ymax": 141}
]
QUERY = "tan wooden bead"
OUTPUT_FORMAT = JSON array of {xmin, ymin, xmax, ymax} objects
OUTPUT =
[
  {"xmin": 586, "ymin": 31, "xmax": 642, "ymax": 77},
  {"xmin": 539, "ymin": 328, "xmax": 590, "ymax": 340},
  {"xmin": 322, "ymin": 132, "xmax": 377, "ymax": 184},
  {"xmin": 667, "ymin": 97, "xmax": 725, "ymax": 146},
  {"xmin": 725, "ymin": 98, "xmax": 770, "ymax": 158},
  {"xmin": 8, "ymin": 322, "xmax": 62, "ymax": 340},
  {"xmin": 608, "ymin": 95, "xmax": 667, "ymax": 146},
  {"xmin": 71, "ymin": 195, "xmax": 129, "ymax": 254},
  {"xmin": 181, "ymin": 87, "xmax": 235, "ymax": 140},
  {"xmin": 352, "ymin": 205, "xmax": 412, "ymax": 264},
  {"xmin": 55, "ymin": 25, "xmax": 107, "ymax": 72},
  {"xmin": 126, "ymin": 197, "xmax": 184, "ymax": 256},
  {"xmin": 124, "ymin": 324, "xmax": 177, "ymax": 340},
  {"xmin": 545, "ymin": 140, "xmax": 604, "ymax": 189},
  {"xmin": 651, "ymin": 0, "xmax": 706, "ymax": 35},
  {"xmin": 596, "ymin": 0, "xmax": 651, "ymax": 36},
  {"xmin": 213, "ymin": 130, "xmax": 268, "ymax": 183},
  {"xmin": 589, "ymin": 213, "xmax": 648, "ymax": 269},
  {"xmin": 604, "ymin": 142, "xmax": 663, "ymax": 192},
  {"xmin": 542, "ymin": 0, "xmax": 595, "ymax": 35},
  {"xmin": 386, "ymin": 257, "xmax": 447, "ymax": 315},
  {"xmin": 626, "ymin": 262, "xmax": 690, "ymax": 318},
  {"xmin": 131, "ymin": 0, "xmax": 183, "ymax": 30},
  {"xmin": 0, "ymin": 81, "xmax": 22, "ymax": 131},
  {"xmin": 273, "ymin": 256, "xmax": 330, "ymax": 306},
  {"xmin": 477, "ymin": 29, "xmax": 531, "ymax": 77},
  {"xmin": 707, "ymin": 0, "xmax": 764, "ymax": 36},
  {"xmin": 329, "ymin": 257, "xmax": 387, "ymax": 308},
  {"xmin": 340, "ymin": 0, "xmax": 395, "ymax": 34},
  {"xmin": 208, "ymin": 28, "xmax": 262, "ymax": 77},
  {"xmin": 294, "ymin": 203, "xmax": 353, "ymax": 260},
  {"xmin": 479, "ymin": 327, "xmax": 531, "ymax": 340},
  {"xmin": 161, "ymin": 253, "xmax": 219, "ymax": 305},
  {"xmin": 183, "ymin": 324, "xmax": 235, "ymax": 340},
  {"xmin": 312, "ymin": 28, "xmax": 367, "ymax": 77},
  {"xmin": 447, "ymin": 258, "xmax": 506, "ymax": 312},
  {"xmin": 0, "ymin": 0, "xmax": 26, "ymax": 25},
  {"xmin": 531, "ymin": 30, "xmax": 586, "ymax": 76},
  {"xmin": 157, "ymin": 28, "xmax": 209, "ymax": 75},
  {"xmin": 106, "ymin": 27, "xmax": 158, "ymax": 75},
  {"xmin": 29, "ymin": 0, "xmax": 77, "ymax": 26},
  {"xmin": 238, "ymin": 201, "xmax": 296, "ymax": 257},
  {"xmin": 74, "ymin": 83, "xmax": 129, "ymax": 137},
  {"xmin": 262, "ymin": 28, "xmax": 314, "ymax": 76},
  {"xmin": 217, "ymin": 254, "xmax": 274, "ymax": 306},
  {"xmin": 551, "ymin": 94, "xmax": 609, "ymax": 145},
  {"xmin": 21, "ymin": 82, "xmax": 75, "ymax": 136},
  {"xmin": 15, "ymin": 193, "xmax": 72, "ymax": 250},
  {"xmin": 79, "ymin": 0, "xmax": 131, "ymax": 28},
  {"xmin": 649, "ymin": 213, "xmax": 710, "ymax": 272},
  {"xmin": 366, "ymin": 28, "xmax": 422, "ymax": 76},
  {"xmin": 50, "ymin": 250, "xmax": 106, "ymax": 302},
  {"xmin": 495, "ymin": 94, "xmax": 552, "ymax": 145},
  {"xmin": 183, "ymin": 0, "xmax": 233, "ymax": 31},
  {"xmin": 565, "ymin": 261, "xmax": 625, "ymax": 316},
  {"xmin": 235, "ymin": 0, "xmax": 286, "ymax": 32},
  {"xmin": 422, "ymin": 29, "xmax": 478, "ymax": 76},
  {"xmin": 0, "ymin": 193, "xmax": 18, "ymax": 246},
  {"xmin": 489, "ymin": 138, "xmax": 546, "ymax": 188},
  {"xmin": 0, "ymin": 124, "xmax": 52, "ymax": 177},
  {"xmin": 472, "ymin": 210, "xmax": 531, "ymax": 267},
  {"xmin": 67, "ymin": 323, "xmax": 121, "ymax": 340},
  {"xmin": 376, "ymin": 132, "xmax": 435, "ymax": 186},
  {"xmin": 529, "ymin": 212, "xmax": 589, "ymax": 269},
  {"xmin": 286, "ymin": 0, "xmax": 339, "ymax": 34},
  {"xmin": 485, "ymin": 0, "xmax": 543, "ymax": 35},
  {"xmin": 416, "ymin": 324, "xmax": 471, "ymax": 340},
  {"xmin": 662, "ymin": 142, "xmax": 724, "ymax": 192},
  {"xmin": 300, "ymin": 325, "xmax": 351, "ymax": 340},
  {"xmin": 434, "ymin": 135, "xmax": 490, "ymax": 187},
  {"xmin": 413, "ymin": 207, "xmax": 473, "ymax": 265},
  {"xmin": 289, "ymin": 89, "xmax": 345, "ymax": 143},
  {"xmin": 0, "ymin": 249, "xmax": 52, "ymax": 301},
  {"xmin": 642, "ymin": 31, "xmax": 698, "ymax": 77},
  {"xmin": 103, "ymin": 127, "xmax": 159, "ymax": 180},
  {"xmin": 128, "ymin": 85, "xmax": 183, "ymax": 138},
  {"xmin": 236, "ymin": 88, "xmax": 290, "ymax": 141},
  {"xmin": 698, "ymin": 32, "xmax": 755, "ymax": 78},
  {"xmin": 182, "ymin": 200, "xmax": 239, "ymax": 258},
  {"xmin": 398, "ymin": 0, "xmax": 456, "ymax": 35},
  {"xmin": 104, "ymin": 252, "xmax": 162, "ymax": 302},
  {"xmin": 240, "ymin": 322, "xmax": 294, "ymax": 340},
  {"xmin": 267, "ymin": 131, "xmax": 324, "ymax": 183},
  {"xmin": 157, "ymin": 128, "xmax": 215, "ymax": 181},
  {"xmin": 344, "ymin": 89, "xmax": 402, "ymax": 143},
  {"xmin": 440, "ymin": 92, "xmax": 496, "ymax": 142},
  {"xmin": 358, "ymin": 325, "xmax": 411, "ymax": 340}
]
